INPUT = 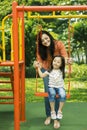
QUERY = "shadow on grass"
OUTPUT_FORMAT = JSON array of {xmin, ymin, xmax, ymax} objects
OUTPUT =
[{"xmin": 0, "ymin": 111, "xmax": 14, "ymax": 130}]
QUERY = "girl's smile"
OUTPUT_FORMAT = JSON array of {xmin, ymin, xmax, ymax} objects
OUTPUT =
[{"xmin": 53, "ymin": 57, "xmax": 62, "ymax": 69}]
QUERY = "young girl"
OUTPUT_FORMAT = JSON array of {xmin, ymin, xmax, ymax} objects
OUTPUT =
[{"xmin": 36, "ymin": 55, "xmax": 66, "ymax": 121}]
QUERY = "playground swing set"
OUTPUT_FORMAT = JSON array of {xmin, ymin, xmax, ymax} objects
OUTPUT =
[
  {"xmin": 0, "ymin": 1, "xmax": 87, "ymax": 130},
  {"xmin": 35, "ymin": 20, "xmax": 72, "ymax": 99}
]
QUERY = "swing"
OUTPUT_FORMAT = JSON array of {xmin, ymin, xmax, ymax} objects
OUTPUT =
[{"xmin": 35, "ymin": 19, "xmax": 72, "ymax": 99}]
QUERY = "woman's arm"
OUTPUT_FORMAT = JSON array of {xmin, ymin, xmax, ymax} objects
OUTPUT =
[{"xmin": 57, "ymin": 41, "xmax": 73, "ymax": 64}]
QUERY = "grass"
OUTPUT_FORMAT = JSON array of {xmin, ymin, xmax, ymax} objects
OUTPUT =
[
  {"xmin": 0, "ymin": 77, "xmax": 87, "ymax": 103},
  {"xmin": 25, "ymin": 77, "xmax": 87, "ymax": 102}
]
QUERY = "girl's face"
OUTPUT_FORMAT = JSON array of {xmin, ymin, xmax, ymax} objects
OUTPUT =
[
  {"xmin": 53, "ymin": 57, "xmax": 62, "ymax": 69},
  {"xmin": 41, "ymin": 34, "xmax": 51, "ymax": 47}
]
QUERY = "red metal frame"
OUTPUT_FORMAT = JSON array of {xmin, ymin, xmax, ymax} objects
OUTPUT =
[
  {"xmin": 17, "ymin": 5, "xmax": 87, "ymax": 11},
  {"xmin": 11, "ymin": 2, "xmax": 87, "ymax": 130}
]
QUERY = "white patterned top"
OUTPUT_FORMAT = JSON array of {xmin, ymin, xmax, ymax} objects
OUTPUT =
[{"xmin": 45, "ymin": 69, "xmax": 64, "ymax": 88}]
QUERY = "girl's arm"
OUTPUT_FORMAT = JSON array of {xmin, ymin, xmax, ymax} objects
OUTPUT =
[
  {"xmin": 37, "ymin": 67, "xmax": 48, "ymax": 78},
  {"xmin": 33, "ymin": 61, "xmax": 49, "ymax": 78}
]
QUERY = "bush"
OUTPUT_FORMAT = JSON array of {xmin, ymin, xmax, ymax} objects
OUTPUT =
[
  {"xmin": 70, "ymin": 63, "xmax": 87, "ymax": 79},
  {"xmin": 25, "ymin": 63, "xmax": 87, "ymax": 79},
  {"xmin": 25, "ymin": 66, "xmax": 36, "ymax": 78}
]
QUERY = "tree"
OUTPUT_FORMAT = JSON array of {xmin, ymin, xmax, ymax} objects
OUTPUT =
[{"xmin": 72, "ymin": 21, "xmax": 87, "ymax": 64}]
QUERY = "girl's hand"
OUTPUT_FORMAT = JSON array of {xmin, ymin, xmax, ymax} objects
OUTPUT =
[
  {"xmin": 38, "ymin": 62, "xmax": 42, "ymax": 69},
  {"xmin": 33, "ymin": 61, "xmax": 39, "ymax": 68},
  {"xmin": 33, "ymin": 61, "xmax": 42, "ymax": 68}
]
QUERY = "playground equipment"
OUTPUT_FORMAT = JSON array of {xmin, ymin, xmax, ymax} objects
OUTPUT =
[
  {"xmin": 0, "ymin": 2, "xmax": 25, "ymax": 130},
  {"xmin": 0, "ymin": 1, "xmax": 87, "ymax": 130}
]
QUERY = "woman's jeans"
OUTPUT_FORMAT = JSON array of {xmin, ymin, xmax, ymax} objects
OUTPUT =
[
  {"xmin": 41, "ymin": 68, "xmax": 59, "ymax": 117},
  {"xmin": 48, "ymin": 87, "xmax": 66, "ymax": 102}
]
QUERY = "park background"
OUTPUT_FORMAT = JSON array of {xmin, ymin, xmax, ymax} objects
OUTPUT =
[
  {"xmin": 0, "ymin": 0, "xmax": 87, "ymax": 130},
  {"xmin": 0, "ymin": 0, "xmax": 87, "ymax": 102}
]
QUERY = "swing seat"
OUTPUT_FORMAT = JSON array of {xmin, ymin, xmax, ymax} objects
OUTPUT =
[
  {"xmin": 35, "ymin": 92, "xmax": 48, "ymax": 97},
  {"xmin": 66, "ymin": 93, "xmax": 70, "ymax": 98},
  {"xmin": 35, "ymin": 92, "xmax": 59, "ymax": 98},
  {"xmin": 35, "ymin": 92, "xmax": 70, "ymax": 98}
]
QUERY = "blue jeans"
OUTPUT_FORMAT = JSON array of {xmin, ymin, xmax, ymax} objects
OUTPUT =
[
  {"xmin": 41, "ymin": 68, "xmax": 59, "ymax": 117},
  {"xmin": 48, "ymin": 87, "xmax": 66, "ymax": 102}
]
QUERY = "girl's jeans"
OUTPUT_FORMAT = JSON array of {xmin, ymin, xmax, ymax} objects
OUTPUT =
[
  {"xmin": 41, "ymin": 68, "xmax": 59, "ymax": 117},
  {"xmin": 48, "ymin": 87, "xmax": 66, "ymax": 102}
]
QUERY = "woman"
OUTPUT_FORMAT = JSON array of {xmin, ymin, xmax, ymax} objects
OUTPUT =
[{"xmin": 33, "ymin": 30, "xmax": 71, "ymax": 129}]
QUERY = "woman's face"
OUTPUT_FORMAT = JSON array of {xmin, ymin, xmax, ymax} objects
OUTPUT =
[{"xmin": 41, "ymin": 34, "xmax": 51, "ymax": 47}]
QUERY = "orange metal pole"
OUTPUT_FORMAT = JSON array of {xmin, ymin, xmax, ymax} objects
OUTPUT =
[
  {"xmin": 21, "ymin": 12, "xmax": 26, "ymax": 122},
  {"xmin": 67, "ymin": 19, "xmax": 71, "ymax": 98},
  {"xmin": 18, "ymin": 11, "xmax": 26, "ymax": 122},
  {"xmin": 12, "ymin": 1, "xmax": 20, "ymax": 130},
  {"xmin": 16, "ymin": 5, "xmax": 87, "ymax": 12}
]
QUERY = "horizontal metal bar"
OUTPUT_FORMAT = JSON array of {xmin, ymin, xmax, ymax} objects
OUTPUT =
[
  {"xmin": 0, "ymin": 72, "xmax": 12, "ymax": 76},
  {"xmin": 17, "ymin": 5, "xmax": 87, "ymax": 12},
  {"xmin": 0, "ymin": 102, "xmax": 13, "ymax": 104},
  {"xmin": 0, "ymin": 88, "xmax": 13, "ymax": 91},
  {"xmin": 0, "ymin": 81, "xmax": 12, "ymax": 83},
  {"xmin": 28, "ymin": 15, "xmax": 87, "ymax": 19},
  {"xmin": 0, "ymin": 96, "xmax": 13, "ymax": 99}
]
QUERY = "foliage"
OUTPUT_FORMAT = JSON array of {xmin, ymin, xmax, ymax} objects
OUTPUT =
[
  {"xmin": 18, "ymin": 0, "xmax": 87, "ymax": 6},
  {"xmin": 25, "ymin": 63, "xmax": 87, "ymax": 78},
  {"xmin": 73, "ymin": 21, "xmax": 87, "ymax": 63},
  {"xmin": 0, "ymin": 0, "xmax": 87, "ymax": 67},
  {"xmin": 0, "ymin": 0, "xmax": 12, "ymax": 20},
  {"xmin": 25, "ymin": 66, "xmax": 36, "ymax": 78},
  {"xmin": 25, "ymin": 20, "xmax": 36, "ymax": 66},
  {"xmin": 70, "ymin": 63, "xmax": 87, "ymax": 79}
]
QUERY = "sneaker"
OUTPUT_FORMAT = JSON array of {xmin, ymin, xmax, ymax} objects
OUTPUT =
[
  {"xmin": 57, "ymin": 111, "xmax": 63, "ymax": 119},
  {"xmin": 51, "ymin": 111, "xmax": 56, "ymax": 120}
]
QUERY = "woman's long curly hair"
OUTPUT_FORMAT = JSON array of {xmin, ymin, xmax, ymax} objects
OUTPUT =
[
  {"xmin": 37, "ymin": 30, "xmax": 55, "ymax": 60},
  {"xmin": 50, "ymin": 55, "xmax": 65, "ymax": 79}
]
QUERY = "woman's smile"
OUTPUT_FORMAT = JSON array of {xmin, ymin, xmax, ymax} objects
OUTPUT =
[{"xmin": 41, "ymin": 34, "xmax": 50, "ymax": 47}]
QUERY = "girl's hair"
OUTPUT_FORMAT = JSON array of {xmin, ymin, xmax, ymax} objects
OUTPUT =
[
  {"xmin": 51, "ymin": 55, "xmax": 65, "ymax": 79},
  {"xmin": 37, "ymin": 30, "xmax": 55, "ymax": 60}
]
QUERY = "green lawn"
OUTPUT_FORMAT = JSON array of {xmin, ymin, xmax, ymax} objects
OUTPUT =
[
  {"xmin": 26, "ymin": 78, "xmax": 87, "ymax": 102},
  {"xmin": 0, "ymin": 77, "xmax": 87, "ymax": 103},
  {"xmin": 0, "ymin": 77, "xmax": 87, "ymax": 130},
  {"xmin": 0, "ymin": 102, "xmax": 87, "ymax": 130}
]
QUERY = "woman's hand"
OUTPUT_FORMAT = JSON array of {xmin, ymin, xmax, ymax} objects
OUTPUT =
[
  {"xmin": 65, "ymin": 57, "xmax": 73, "ymax": 64},
  {"xmin": 67, "ymin": 58, "xmax": 73, "ymax": 64}
]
